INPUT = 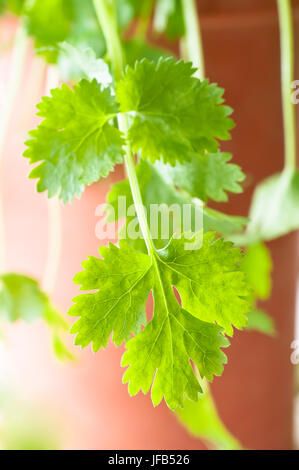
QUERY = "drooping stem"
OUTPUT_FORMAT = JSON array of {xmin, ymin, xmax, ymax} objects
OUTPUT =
[
  {"xmin": 277, "ymin": 0, "xmax": 297, "ymax": 170},
  {"xmin": 42, "ymin": 66, "xmax": 62, "ymax": 294},
  {"xmin": 0, "ymin": 24, "xmax": 27, "ymax": 272},
  {"xmin": 181, "ymin": 0, "xmax": 205, "ymax": 80},
  {"xmin": 93, "ymin": 0, "xmax": 156, "ymax": 255}
]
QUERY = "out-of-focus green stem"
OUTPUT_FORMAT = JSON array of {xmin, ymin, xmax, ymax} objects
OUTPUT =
[
  {"xmin": 277, "ymin": 0, "xmax": 297, "ymax": 170},
  {"xmin": 0, "ymin": 24, "xmax": 27, "ymax": 272},
  {"xmin": 181, "ymin": 0, "xmax": 205, "ymax": 80}
]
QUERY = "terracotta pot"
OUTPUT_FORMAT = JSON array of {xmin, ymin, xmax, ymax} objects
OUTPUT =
[{"xmin": 1, "ymin": 0, "xmax": 299, "ymax": 450}]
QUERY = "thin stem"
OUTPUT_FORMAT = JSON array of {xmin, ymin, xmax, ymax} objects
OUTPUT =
[
  {"xmin": 93, "ymin": 0, "xmax": 124, "ymax": 80},
  {"xmin": 117, "ymin": 114, "xmax": 155, "ymax": 254},
  {"xmin": 135, "ymin": 0, "xmax": 154, "ymax": 40},
  {"xmin": 42, "ymin": 66, "xmax": 62, "ymax": 294},
  {"xmin": 181, "ymin": 0, "xmax": 205, "ymax": 80},
  {"xmin": 0, "ymin": 24, "xmax": 27, "ymax": 272},
  {"xmin": 277, "ymin": 0, "xmax": 297, "ymax": 170},
  {"xmin": 93, "ymin": 0, "xmax": 156, "ymax": 255}
]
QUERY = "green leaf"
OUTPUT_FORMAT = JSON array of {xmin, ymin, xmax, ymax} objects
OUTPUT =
[
  {"xmin": 106, "ymin": 159, "xmax": 248, "ymax": 251},
  {"xmin": 0, "ymin": 274, "xmax": 48, "ymax": 323},
  {"xmin": 176, "ymin": 386, "xmax": 242, "ymax": 450},
  {"xmin": 155, "ymin": 152, "xmax": 245, "ymax": 203},
  {"xmin": 24, "ymin": 0, "xmax": 73, "ymax": 63},
  {"xmin": 117, "ymin": 58, "xmax": 234, "ymax": 165},
  {"xmin": 157, "ymin": 233, "xmax": 249, "ymax": 336},
  {"xmin": 234, "ymin": 169, "xmax": 299, "ymax": 243},
  {"xmin": 153, "ymin": 0, "xmax": 185, "ymax": 39},
  {"xmin": 246, "ymin": 309, "xmax": 276, "ymax": 336},
  {"xmin": 69, "ymin": 241, "xmax": 151, "ymax": 349},
  {"xmin": 0, "ymin": 273, "xmax": 73, "ymax": 361},
  {"xmin": 71, "ymin": 233, "xmax": 249, "ymax": 408},
  {"xmin": 123, "ymin": 39, "xmax": 172, "ymax": 66},
  {"xmin": 57, "ymin": 42, "xmax": 112, "ymax": 84},
  {"xmin": 203, "ymin": 207, "xmax": 248, "ymax": 238},
  {"xmin": 242, "ymin": 242, "xmax": 272, "ymax": 300},
  {"xmin": 24, "ymin": 79, "xmax": 124, "ymax": 203},
  {"xmin": 66, "ymin": 0, "xmax": 105, "ymax": 58}
]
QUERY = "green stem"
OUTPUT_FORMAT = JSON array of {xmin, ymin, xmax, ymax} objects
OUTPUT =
[
  {"xmin": 93, "ymin": 0, "xmax": 124, "ymax": 80},
  {"xmin": 277, "ymin": 0, "xmax": 297, "ymax": 170},
  {"xmin": 135, "ymin": 0, "xmax": 154, "ymax": 40},
  {"xmin": 93, "ymin": 0, "xmax": 156, "ymax": 255},
  {"xmin": 181, "ymin": 0, "xmax": 205, "ymax": 80},
  {"xmin": 0, "ymin": 24, "xmax": 27, "ymax": 272}
]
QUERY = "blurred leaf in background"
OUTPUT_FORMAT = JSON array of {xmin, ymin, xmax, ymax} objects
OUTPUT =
[
  {"xmin": 0, "ymin": 273, "xmax": 74, "ymax": 361},
  {"xmin": 176, "ymin": 384, "xmax": 242, "ymax": 450}
]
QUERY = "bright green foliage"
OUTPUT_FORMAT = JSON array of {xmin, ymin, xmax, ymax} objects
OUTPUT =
[
  {"xmin": 69, "ymin": 242, "xmax": 151, "ymax": 349},
  {"xmin": 154, "ymin": 0, "xmax": 185, "ymax": 39},
  {"xmin": 70, "ymin": 233, "xmax": 250, "ymax": 408},
  {"xmin": 24, "ymin": 0, "xmax": 73, "ymax": 63},
  {"xmin": 0, "ymin": 273, "xmax": 73, "ymax": 361},
  {"xmin": 242, "ymin": 242, "xmax": 272, "ymax": 300},
  {"xmin": 0, "ymin": 274, "xmax": 49, "ymax": 323},
  {"xmin": 106, "ymin": 159, "xmax": 247, "ymax": 248},
  {"xmin": 246, "ymin": 309, "xmax": 276, "ymax": 336},
  {"xmin": 176, "ymin": 386, "xmax": 242, "ymax": 450},
  {"xmin": 157, "ymin": 232, "xmax": 249, "ymax": 336},
  {"xmin": 24, "ymin": 79, "xmax": 124, "ymax": 203},
  {"xmin": 241, "ymin": 242, "xmax": 275, "ymax": 336},
  {"xmin": 124, "ymin": 39, "xmax": 172, "ymax": 66},
  {"xmin": 67, "ymin": 0, "xmax": 105, "ymax": 58},
  {"xmin": 234, "ymin": 169, "xmax": 299, "ymax": 243},
  {"xmin": 3, "ymin": 0, "xmax": 25, "ymax": 15},
  {"xmin": 155, "ymin": 153, "xmax": 245, "ymax": 203},
  {"xmin": 117, "ymin": 58, "xmax": 234, "ymax": 164},
  {"xmin": 57, "ymin": 42, "xmax": 112, "ymax": 84},
  {"xmin": 203, "ymin": 207, "xmax": 247, "ymax": 237}
]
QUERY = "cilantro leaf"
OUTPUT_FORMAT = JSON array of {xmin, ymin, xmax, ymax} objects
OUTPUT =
[
  {"xmin": 0, "ymin": 274, "xmax": 48, "ymax": 323},
  {"xmin": 246, "ymin": 309, "xmax": 276, "ymax": 336},
  {"xmin": 155, "ymin": 152, "xmax": 245, "ymax": 203},
  {"xmin": 0, "ymin": 273, "xmax": 73, "ymax": 360},
  {"xmin": 241, "ymin": 242, "xmax": 275, "ymax": 337},
  {"xmin": 122, "ymin": 287, "xmax": 228, "ymax": 409},
  {"xmin": 176, "ymin": 387, "xmax": 242, "ymax": 450},
  {"xmin": 157, "ymin": 233, "xmax": 249, "ymax": 335},
  {"xmin": 124, "ymin": 39, "xmax": 172, "ymax": 66},
  {"xmin": 66, "ymin": 0, "xmax": 105, "ymax": 58},
  {"xmin": 24, "ymin": 0, "xmax": 73, "ymax": 63},
  {"xmin": 233, "ymin": 169, "xmax": 299, "ymax": 243},
  {"xmin": 242, "ymin": 242, "xmax": 272, "ymax": 300},
  {"xmin": 70, "ymin": 233, "xmax": 249, "ymax": 408},
  {"xmin": 24, "ymin": 79, "xmax": 124, "ymax": 203},
  {"xmin": 106, "ymin": 159, "xmax": 248, "ymax": 250},
  {"xmin": 57, "ymin": 42, "xmax": 112, "ymax": 84},
  {"xmin": 117, "ymin": 58, "xmax": 234, "ymax": 165},
  {"xmin": 69, "ymin": 241, "xmax": 151, "ymax": 349},
  {"xmin": 203, "ymin": 207, "xmax": 248, "ymax": 237}
]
